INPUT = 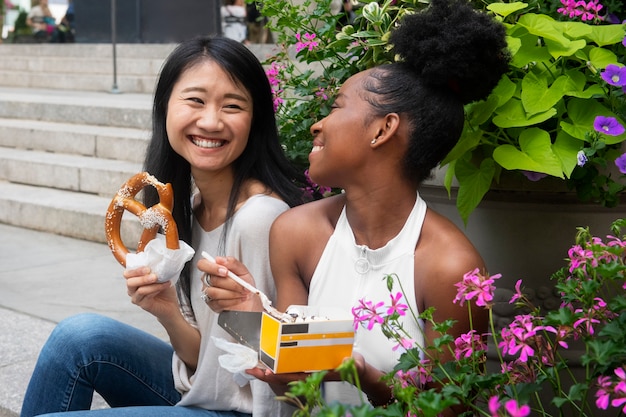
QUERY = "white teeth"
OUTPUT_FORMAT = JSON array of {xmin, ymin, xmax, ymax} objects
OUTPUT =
[
  {"xmin": 192, "ymin": 138, "xmax": 224, "ymax": 148},
  {"xmin": 311, "ymin": 145, "xmax": 324, "ymax": 152}
]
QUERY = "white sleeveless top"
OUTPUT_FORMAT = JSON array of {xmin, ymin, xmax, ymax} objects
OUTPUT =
[{"xmin": 309, "ymin": 193, "xmax": 427, "ymax": 405}]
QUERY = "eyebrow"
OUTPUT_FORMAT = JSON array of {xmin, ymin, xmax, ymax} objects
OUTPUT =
[{"xmin": 180, "ymin": 87, "xmax": 249, "ymax": 102}]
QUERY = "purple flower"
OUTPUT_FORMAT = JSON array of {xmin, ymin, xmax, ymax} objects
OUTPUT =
[
  {"xmin": 593, "ymin": 116, "xmax": 625, "ymax": 136},
  {"xmin": 522, "ymin": 171, "xmax": 548, "ymax": 181},
  {"xmin": 600, "ymin": 64, "xmax": 626, "ymax": 87},
  {"xmin": 577, "ymin": 150, "xmax": 588, "ymax": 167},
  {"xmin": 615, "ymin": 153, "xmax": 626, "ymax": 174}
]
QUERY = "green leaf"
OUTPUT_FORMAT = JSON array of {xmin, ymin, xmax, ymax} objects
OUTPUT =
[
  {"xmin": 493, "ymin": 99, "xmax": 557, "ymax": 128},
  {"xmin": 441, "ymin": 128, "xmax": 483, "ymax": 166},
  {"xmin": 544, "ymin": 37, "xmax": 587, "ymax": 59},
  {"xmin": 510, "ymin": 33, "xmax": 553, "ymax": 68},
  {"xmin": 517, "ymin": 13, "xmax": 570, "ymax": 46},
  {"xmin": 561, "ymin": 98, "xmax": 626, "ymax": 144},
  {"xmin": 455, "ymin": 158, "xmax": 495, "ymax": 224},
  {"xmin": 588, "ymin": 46, "xmax": 619, "ymax": 69},
  {"xmin": 553, "ymin": 130, "xmax": 582, "ymax": 178},
  {"xmin": 492, "ymin": 128, "xmax": 564, "ymax": 177},
  {"xmin": 521, "ymin": 72, "xmax": 570, "ymax": 115},
  {"xmin": 487, "ymin": 2, "xmax": 528, "ymax": 18},
  {"xmin": 584, "ymin": 24, "xmax": 626, "ymax": 47}
]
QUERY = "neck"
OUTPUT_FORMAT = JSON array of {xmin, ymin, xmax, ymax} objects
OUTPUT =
[{"xmin": 343, "ymin": 183, "xmax": 417, "ymax": 249}]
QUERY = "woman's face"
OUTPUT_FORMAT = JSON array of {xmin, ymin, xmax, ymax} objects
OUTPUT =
[
  {"xmin": 308, "ymin": 71, "xmax": 379, "ymax": 188},
  {"xmin": 166, "ymin": 60, "xmax": 253, "ymax": 177}
]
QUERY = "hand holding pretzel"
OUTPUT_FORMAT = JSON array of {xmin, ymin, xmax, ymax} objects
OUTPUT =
[{"xmin": 105, "ymin": 172, "xmax": 180, "ymax": 266}]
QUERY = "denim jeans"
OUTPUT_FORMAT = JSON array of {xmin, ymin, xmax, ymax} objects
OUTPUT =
[{"xmin": 20, "ymin": 314, "xmax": 251, "ymax": 417}]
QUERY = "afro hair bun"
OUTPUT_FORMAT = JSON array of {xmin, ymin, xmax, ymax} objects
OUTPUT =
[{"xmin": 389, "ymin": 0, "xmax": 510, "ymax": 104}]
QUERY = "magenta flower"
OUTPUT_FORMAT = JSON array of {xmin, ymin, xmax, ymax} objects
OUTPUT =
[
  {"xmin": 488, "ymin": 396, "xmax": 500, "ymax": 416},
  {"xmin": 615, "ymin": 153, "xmax": 626, "ymax": 174},
  {"xmin": 504, "ymin": 399, "xmax": 531, "ymax": 417},
  {"xmin": 392, "ymin": 337, "xmax": 415, "ymax": 351},
  {"xmin": 351, "ymin": 298, "xmax": 385, "ymax": 330},
  {"xmin": 454, "ymin": 330, "xmax": 487, "ymax": 360},
  {"xmin": 557, "ymin": 0, "xmax": 604, "ymax": 21},
  {"xmin": 387, "ymin": 292, "xmax": 408, "ymax": 317},
  {"xmin": 596, "ymin": 375, "xmax": 613, "ymax": 409},
  {"xmin": 509, "ymin": 279, "xmax": 524, "ymax": 304},
  {"xmin": 454, "ymin": 268, "xmax": 500, "ymax": 307},
  {"xmin": 601, "ymin": 64, "xmax": 626, "ymax": 87},
  {"xmin": 593, "ymin": 116, "xmax": 625, "ymax": 136},
  {"xmin": 294, "ymin": 33, "xmax": 319, "ymax": 52}
]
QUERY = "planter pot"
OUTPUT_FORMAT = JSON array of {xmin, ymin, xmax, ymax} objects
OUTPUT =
[{"xmin": 420, "ymin": 182, "xmax": 624, "ymax": 327}]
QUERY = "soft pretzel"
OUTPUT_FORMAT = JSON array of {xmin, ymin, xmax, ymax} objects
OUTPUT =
[{"xmin": 105, "ymin": 172, "xmax": 180, "ymax": 266}]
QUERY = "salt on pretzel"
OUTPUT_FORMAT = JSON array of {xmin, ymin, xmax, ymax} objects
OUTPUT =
[{"xmin": 105, "ymin": 172, "xmax": 180, "ymax": 266}]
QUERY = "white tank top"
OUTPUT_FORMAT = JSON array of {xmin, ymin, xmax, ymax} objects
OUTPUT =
[{"xmin": 309, "ymin": 193, "xmax": 427, "ymax": 405}]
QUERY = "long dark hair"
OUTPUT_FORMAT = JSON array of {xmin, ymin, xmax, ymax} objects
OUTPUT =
[
  {"xmin": 143, "ymin": 36, "xmax": 305, "ymax": 305},
  {"xmin": 363, "ymin": 0, "xmax": 510, "ymax": 185}
]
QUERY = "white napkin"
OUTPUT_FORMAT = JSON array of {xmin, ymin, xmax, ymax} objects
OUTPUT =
[
  {"xmin": 212, "ymin": 336, "xmax": 261, "ymax": 387},
  {"xmin": 125, "ymin": 234, "xmax": 195, "ymax": 285}
]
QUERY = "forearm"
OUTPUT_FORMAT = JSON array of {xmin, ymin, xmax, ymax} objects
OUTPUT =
[{"xmin": 158, "ymin": 311, "xmax": 201, "ymax": 370}]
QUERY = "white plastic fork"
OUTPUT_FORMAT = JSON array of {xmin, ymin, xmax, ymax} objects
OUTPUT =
[{"xmin": 201, "ymin": 252, "xmax": 293, "ymax": 322}]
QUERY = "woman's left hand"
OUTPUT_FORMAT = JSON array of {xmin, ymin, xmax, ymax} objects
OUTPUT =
[{"xmin": 197, "ymin": 256, "xmax": 263, "ymax": 312}]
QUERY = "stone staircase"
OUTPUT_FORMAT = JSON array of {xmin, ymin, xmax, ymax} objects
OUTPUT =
[{"xmin": 0, "ymin": 43, "xmax": 279, "ymax": 245}]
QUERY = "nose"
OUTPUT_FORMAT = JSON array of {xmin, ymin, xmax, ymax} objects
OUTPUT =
[
  {"xmin": 197, "ymin": 107, "xmax": 223, "ymax": 131},
  {"xmin": 310, "ymin": 118, "xmax": 323, "ymax": 137}
]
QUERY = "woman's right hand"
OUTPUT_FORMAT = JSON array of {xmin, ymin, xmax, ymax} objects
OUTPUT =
[{"xmin": 123, "ymin": 266, "xmax": 179, "ymax": 319}]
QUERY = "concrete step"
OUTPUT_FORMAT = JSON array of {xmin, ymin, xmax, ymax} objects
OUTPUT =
[
  {"xmin": 0, "ymin": 146, "xmax": 142, "ymax": 196},
  {"xmin": 0, "ymin": 118, "xmax": 149, "ymax": 163},
  {"xmin": 0, "ymin": 180, "xmax": 142, "ymax": 245},
  {"xmin": 0, "ymin": 87, "xmax": 152, "ymax": 129},
  {"xmin": 0, "ymin": 43, "xmax": 281, "ymax": 93}
]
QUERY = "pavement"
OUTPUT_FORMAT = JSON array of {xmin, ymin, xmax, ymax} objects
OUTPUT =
[{"xmin": 0, "ymin": 223, "xmax": 168, "ymax": 416}]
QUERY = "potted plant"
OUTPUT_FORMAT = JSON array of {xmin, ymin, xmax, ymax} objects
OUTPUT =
[
  {"xmin": 261, "ymin": 0, "xmax": 625, "ymax": 222},
  {"xmin": 278, "ymin": 218, "xmax": 626, "ymax": 416}
]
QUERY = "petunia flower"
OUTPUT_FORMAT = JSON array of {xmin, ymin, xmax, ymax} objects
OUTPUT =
[
  {"xmin": 593, "ymin": 116, "xmax": 625, "ymax": 136},
  {"xmin": 615, "ymin": 153, "xmax": 626, "ymax": 174},
  {"xmin": 522, "ymin": 171, "xmax": 548, "ymax": 181},
  {"xmin": 577, "ymin": 150, "xmax": 588, "ymax": 167},
  {"xmin": 600, "ymin": 64, "xmax": 626, "ymax": 87}
]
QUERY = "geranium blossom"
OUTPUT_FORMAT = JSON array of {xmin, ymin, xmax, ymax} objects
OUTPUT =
[
  {"xmin": 601, "ymin": 64, "xmax": 626, "ymax": 86},
  {"xmin": 557, "ymin": 0, "xmax": 604, "ymax": 21},
  {"xmin": 295, "ymin": 33, "xmax": 319, "ymax": 52},
  {"xmin": 387, "ymin": 292, "xmax": 408, "ymax": 316},
  {"xmin": 593, "ymin": 116, "xmax": 625, "ymax": 136},
  {"xmin": 453, "ymin": 268, "xmax": 500, "ymax": 307},
  {"xmin": 504, "ymin": 399, "xmax": 531, "ymax": 417},
  {"xmin": 454, "ymin": 330, "xmax": 486, "ymax": 360},
  {"xmin": 352, "ymin": 299, "xmax": 385, "ymax": 330}
]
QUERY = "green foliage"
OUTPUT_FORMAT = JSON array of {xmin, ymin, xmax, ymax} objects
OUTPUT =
[{"xmin": 260, "ymin": 0, "xmax": 626, "ymax": 222}]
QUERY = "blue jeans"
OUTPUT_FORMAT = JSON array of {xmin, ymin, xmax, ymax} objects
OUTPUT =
[{"xmin": 20, "ymin": 314, "xmax": 251, "ymax": 417}]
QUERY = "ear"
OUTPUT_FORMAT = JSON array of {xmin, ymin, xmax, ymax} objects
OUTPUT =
[{"xmin": 370, "ymin": 113, "xmax": 401, "ymax": 148}]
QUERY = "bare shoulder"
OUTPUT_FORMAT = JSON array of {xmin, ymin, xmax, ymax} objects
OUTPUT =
[
  {"xmin": 414, "ymin": 208, "xmax": 486, "ymax": 307},
  {"xmin": 271, "ymin": 194, "xmax": 346, "ymax": 284},
  {"xmin": 272, "ymin": 194, "xmax": 345, "ymax": 234}
]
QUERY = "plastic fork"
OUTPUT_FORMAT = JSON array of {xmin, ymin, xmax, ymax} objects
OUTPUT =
[{"xmin": 201, "ymin": 252, "xmax": 293, "ymax": 322}]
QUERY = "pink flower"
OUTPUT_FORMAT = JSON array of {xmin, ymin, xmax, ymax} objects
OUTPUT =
[
  {"xmin": 509, "ymin": 279, "xmax": 524, "ymax": 304},
  {"xmin": 488, "ymin": 396, "xmax": 500, "ymax": 416},
  {"xmin": 454, "ymin": 268, "xmax": 501, "ymax": 307},
  {"xmin": 504, "ymin": 399, "xmax": 531, "ymax": 417},
  {"xmin": 454, "ymin": 330, "xmax": 487, "ymax": 360},
  {"xmin": 351, "ymin": 298, "xmax": 385, "ymax": 330},
  {"xmin": 295, "ymin": 33, "xmax": 319, "ymax": 52},
  {"xmin": 596, "ymin": 375, "xmax": 613, "ymax": 409},
  {"xmin": 387, "ymin": 292, "xmax": 408, "ymax": 317}
]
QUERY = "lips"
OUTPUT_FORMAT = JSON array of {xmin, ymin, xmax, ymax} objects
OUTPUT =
[{"xmin": 191, "ymin": 137, "xmax": 225, "ymax": 148}]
